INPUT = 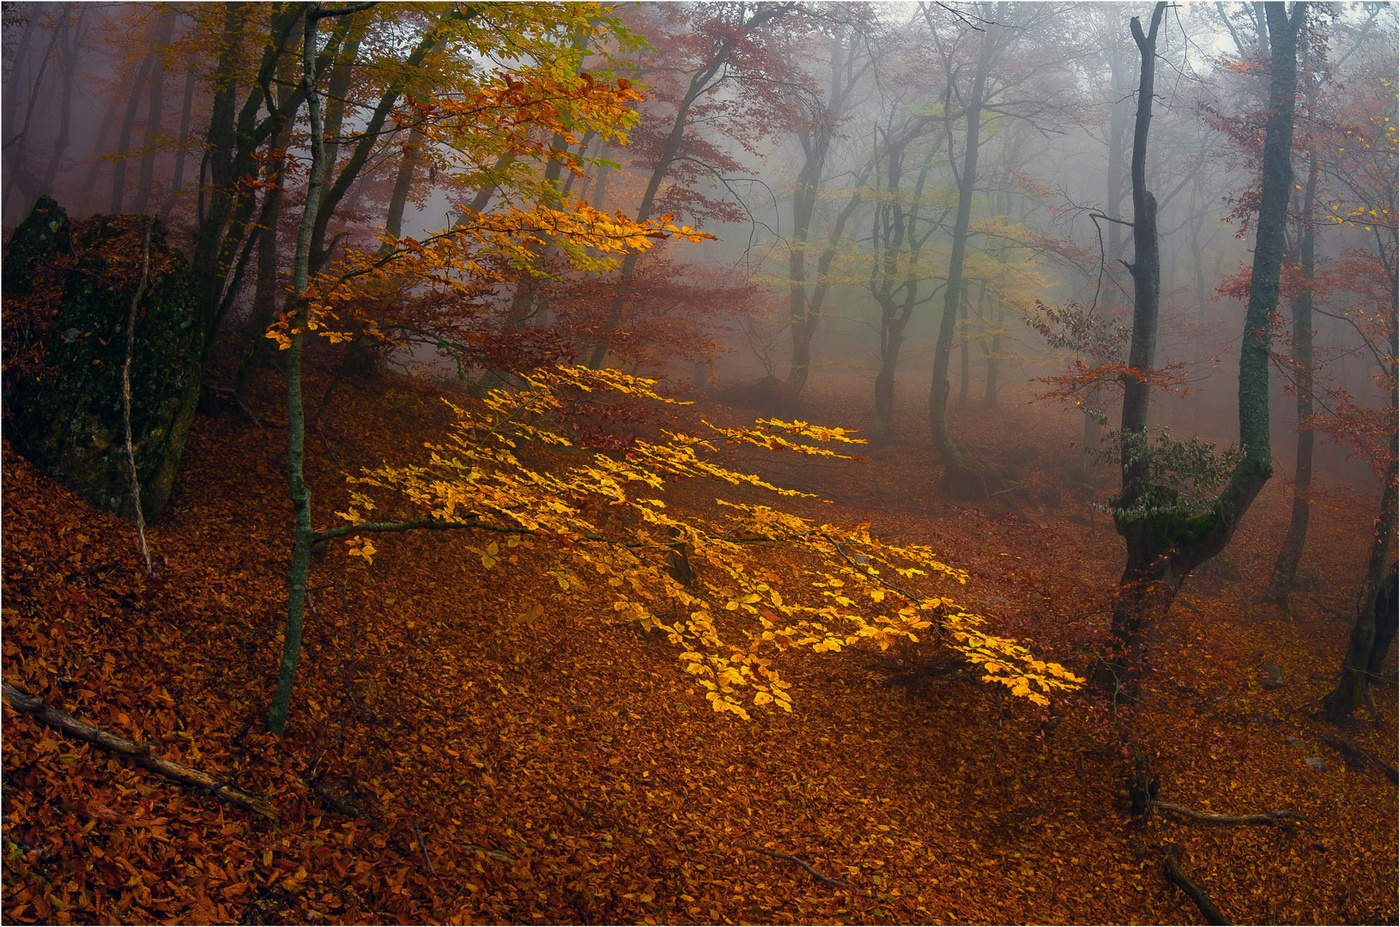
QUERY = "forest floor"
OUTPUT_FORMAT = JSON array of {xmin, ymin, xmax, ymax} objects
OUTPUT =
[{"xmin": 3, "ymin": 363, "xmax": 1396, "ymax": 925}]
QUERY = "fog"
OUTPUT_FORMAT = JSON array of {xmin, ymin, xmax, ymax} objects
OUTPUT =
[
  {"xmin": 2, "ymin": 2, "xmax": 1394, "ymax": 493},
  {"xmin": 3, "ymin": 6, "xmax": 1399, "ymax": 921}
]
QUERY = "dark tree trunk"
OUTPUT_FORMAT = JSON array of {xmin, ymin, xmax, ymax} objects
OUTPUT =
[
  {"xmin": 1267, "ymin": 156, "xmax": 1319, "ymax": 603},
  {"xmin": 39, "ymin": 8, "xmax": 86, "ymax": 196},
  {"xmin": 1324, "ymin": 471, "xmax": 1398, "ymax": 722},
  {"xmin": 983, "ymin": 322, "xmax": 1001, "ymax": 409},
  {"xmin": 786, "ymin": 30, "xmax": 861, "ymax": 404},
  {"xmin": 1103, "ymin": 2, "xmax": 1305, "ymax": 686},
  {"xmin": 2, "ymin": 14, "xmax": 63, "ymax": 220},
  {"xmin": 929, "ymin": 22, "xmax": 995, "ymax": 480},
  {"xmin": 163, "ymin": 60, "xmax": 200, "ymax": 216},
  {"xmin": 958, "ymin": 293, "xmax": 972, "ymax": 408},
  {"xmin": 110, "ymin": 46, "xmax": 158, "ymax": 213},
  {"xmin": 132, "ymin": 12, "xmax": 176, "ymax": 214},
  {"xmin": 269, "ymin": 3, "xmax": 337, "ymax": 738}
]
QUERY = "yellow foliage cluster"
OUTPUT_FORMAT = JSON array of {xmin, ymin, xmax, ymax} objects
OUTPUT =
[{"xmin": 337, "ymin": 366, "xmax": 1082, "ymax": 716}]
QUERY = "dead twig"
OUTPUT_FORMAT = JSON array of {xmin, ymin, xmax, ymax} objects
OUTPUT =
[
  {"xmin": 742, "ymin": 844, "xmax": 857, "ymax": 892},
  {"xmin": 412, "ymin": 821, "xmax": 437, "ymax": 876}
]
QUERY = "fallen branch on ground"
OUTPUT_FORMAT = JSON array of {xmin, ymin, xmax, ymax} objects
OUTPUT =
[
  {"xmin": 1163, "ymin": 841, "xmax": 1229, "ymax": 925},
  {"xmin": 742, "ymin": 845, "xmax": 857, "ymax": 892},
  {"xmin": 1320, "ymin": 736, "xmax": 1399, "ymax": 784},
  {"xmin": 1152, "ymin": 800, "xmax": 1306, "ymax": 828},
  {"xmin": 1, "ymin": 683, "xmax": 276, "ymax": 821}
]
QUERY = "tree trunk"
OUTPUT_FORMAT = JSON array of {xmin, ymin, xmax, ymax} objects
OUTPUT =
[
  {"xmin": 38, "ymin": 8, "xmax": 86, "ymax": 197},
  {"xmin": 1324, "ymin": 470, "xmax": 1398, "ymax": 722},
  {"xmin": 1267, "ymin": 156, "xmax": 1318, "ymax": 603},
  {"xmin": 984, "ymin": 328, "xmax": 1002, "ymax": 408},
  {"xmin": 268, "ymin": 4, "xmax": 335, "ymax": 738},
  {"xmin": 132, "ymin": 12, "xmax": 176, "ymax": 214},
  {"xmin": 958, "ymin": 293, "xmax": 972, "ymax": 408},
  {"xmin": 163, "ymin": 60, "xmax": 200, "ymax": 216},
  {"xmin": 383, "ymin": 128, "xmax": 425, "ymax": 244},
  {"xmin": 232, "ymin": 117, "xmax": 294, "ymax": 405},
  {"xmin": 872, "ymin": 312, "xmax": 906, "ymax": 445},
  {"xmin": 110, "ymin": 46, "xmax": 158, "ymax": 213},
  {"xmin": 1104, "ymin": 2, "xmax": 1304, "ymax": 683},
  {"xmin": 2, "ymin": 15, "xmax": 63, "ymax": 220},
  {"xmin": 929, "ymin": 23, "xmax": 995, "ymax": 477}
]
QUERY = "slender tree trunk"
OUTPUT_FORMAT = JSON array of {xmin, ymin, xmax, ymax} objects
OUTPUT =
[
  {"xmin": 233, "ymin": 118, "xmax": 294, "ymax": 404},
  {"xmin": 785, "ymin": 31, "xmax": 855, "ymax": 402},
  {"xmin": 269, "ymin": 3, "xmax": 335, "ymax": 738},
  {"xmin": 163, "ymin": 60, "xmax": 199, "ymax": 216},
  {"xmin": 1105, "ymin": 2, "xmax": 1303, "ymax": 682},
  {"xmin": 2, "ymin": 15, "xmax": 62, "ymax": 219},
  {"xmin": 984, "ymin": 311, "xmax": 1002, "ymax": 408},
  {"xmin": 1107, "ymin": 2, "xmax": 1168, "ymax": 665},
  {"xmin": 111, "ymin": 47, "xmax": 158, "ymax": 213},
  {"xmin": 958, "ymin": 292, "xmax": 972, "ymax": 408},
  {"xmin": 1267, "ymin": 156, "xmax": 1319, "ymax": 603},
  {"xmin": 872, "ymin": 330, "xmax": 904, "ymax": 445},
  {"xmin": 133, "ymin": 13, "xmax": 176, "ymax": 214},
  {"xmin": 929, "ymin": 24, "xmax": 994, "ymax": 478},
  {"xmin": 39, "ymin": 8, "xmax": 85, "ymax": 196},
  {"xmin": 383, "ymin": 128, "xmax": 424, "ymax": 244}
]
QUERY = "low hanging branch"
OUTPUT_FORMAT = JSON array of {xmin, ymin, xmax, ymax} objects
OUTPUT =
[
  {"xmin": 1163, "ymin": 841, "xmax": 1230, "ymax": 925},
  {"xmin": 1152, "ymin": 800, "xmax": 1308, "ymax": 828},
  {"xmin": 1, "ymin": 683, "xmax": 276, "ymax": 821}
]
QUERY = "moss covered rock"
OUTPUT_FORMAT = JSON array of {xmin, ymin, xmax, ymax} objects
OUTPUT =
[{"xmin": 3, "ymin": 198, "xmax": 203, "ymax": 520}]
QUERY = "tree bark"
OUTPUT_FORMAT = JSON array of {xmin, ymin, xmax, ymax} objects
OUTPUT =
[
  {"xmin": 786, "ymin": 29, "xmax": 862, "ymax": 403},
  {"xmin": 38, "ymin": 8, "xmax": 86, "ymax": 197},
  {"xmin": 1267, "ymin": 156, "xmax": 1319, "ymax": 603},
  {"xmin": 1324, "ymin": 467, "xmax": 1398, "ymax": 721},
  {"xmin": 162, "ymin": 59, "xmax": 200, "ymax": 216}
]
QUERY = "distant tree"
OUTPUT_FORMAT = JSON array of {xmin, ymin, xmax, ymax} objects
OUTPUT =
[{"xmin": 920, "ymin": 1, "xmax": 1074, "ymax": 495}]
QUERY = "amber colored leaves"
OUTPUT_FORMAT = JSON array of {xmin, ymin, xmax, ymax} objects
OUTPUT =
[
  {"xmin": 2, "ymin": 368, "xmax": 1395, "ymax": 925},
  {"xmin": 335, "ymin": 365, "xmax": 1082, "ymax": 716}
]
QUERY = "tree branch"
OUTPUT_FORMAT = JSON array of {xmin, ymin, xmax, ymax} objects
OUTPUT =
[
  {"xmin": 2, "ymin": 683, "xmax": 276, "ymax": 821},
  {"xmin": 742, "ymin": 845, "xmax": 857, "ymax": 892},
  {"xmin": 1163, "ymin": 841, "xmax": 1229, "ymax": 925},
  {"xmin": 1152, "ymin": 800, "xmax": 1307, "ymax": 828}
]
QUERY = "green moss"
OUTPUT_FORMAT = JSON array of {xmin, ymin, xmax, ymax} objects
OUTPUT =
[{"xmin": 3, "ymin": 199, "xmax": 204, "ymax": 521}]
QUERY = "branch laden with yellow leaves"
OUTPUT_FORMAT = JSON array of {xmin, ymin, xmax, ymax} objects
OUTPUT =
[{"xmin": 332, "ymin": 366, "xmax": 1082, "ymax": 717}]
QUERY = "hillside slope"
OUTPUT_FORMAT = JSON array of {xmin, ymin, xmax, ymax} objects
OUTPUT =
[{"xmin": 3, "ymin": 368, "xmax": 1395, "ymax": 924}]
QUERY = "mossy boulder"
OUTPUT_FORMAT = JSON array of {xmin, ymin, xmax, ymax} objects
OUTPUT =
[{"xmin": 3, "ymin": 197, "xmax": 203, "ymax": 521}]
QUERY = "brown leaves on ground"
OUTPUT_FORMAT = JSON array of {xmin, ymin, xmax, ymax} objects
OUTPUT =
[{"xmin": 3, "ymin": 368, "xmax": 1395, "ymax": 924}]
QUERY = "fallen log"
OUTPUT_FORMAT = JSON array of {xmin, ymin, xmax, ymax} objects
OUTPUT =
[
  {"xmin": 1163, "ymin": 841, "xmax": 1229, "ymax": 925},
  {"xmin": 1, "ymin": 683, "xmax": 276, "ymax": 821},
  {"xmin": 1320, "ymin": 736, "xmax": 1399, "ymax": 784},
  {"xmin": 1152, "ymin": 800, "xmax": 1305, "ymax": 828}
]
